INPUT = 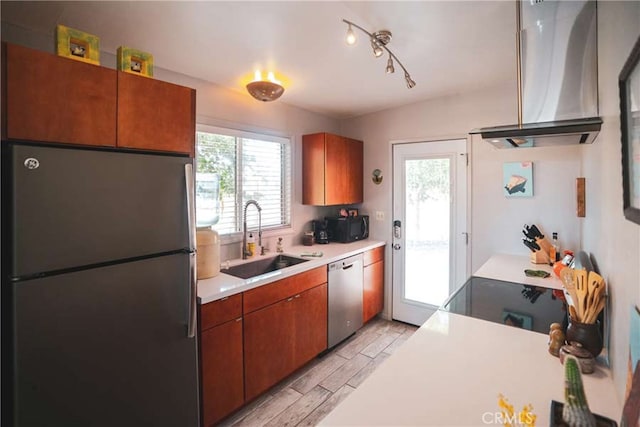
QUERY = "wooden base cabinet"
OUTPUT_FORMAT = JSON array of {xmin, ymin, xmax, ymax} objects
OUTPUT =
[
  {"xmin": 363, "ymin": 246, "xmax": 385, "ymax": 323},
  {"xmin": 244, "ymin": 283, "xmax": 328, "ymax": 401},
  {"xmin": 199, "ymin": 294, "xmax": 244, "ymax": 427}
]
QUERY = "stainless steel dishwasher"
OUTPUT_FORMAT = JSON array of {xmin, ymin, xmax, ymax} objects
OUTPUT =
[{"xmin": 327, "ymin": 254, "xmax": 363, "ymax": 348}]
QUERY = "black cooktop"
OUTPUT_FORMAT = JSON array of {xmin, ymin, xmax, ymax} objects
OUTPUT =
[{"xmin": 441, "ymin": 276, "xmax": 568, "ymax": 334}]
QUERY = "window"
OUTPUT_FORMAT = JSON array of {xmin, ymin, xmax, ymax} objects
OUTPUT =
[{"xmin": 195, "ymin": 125, "xmax": 292, "ymax": 237}]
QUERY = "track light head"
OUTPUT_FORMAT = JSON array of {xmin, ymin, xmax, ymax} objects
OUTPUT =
[
  {"xmin": 386, "ymin": 55, "xmax": 395, "ymax": 74},
  {"xmin": 346, "ymin": 24, "xmax": 356, "ymax": 45},
  {"xmin": 342, "ymin": 19, "xmax": 415, "ymax": 89},
  {"xmin": 404, "ymin": 72, "xmax": 416, "ymax": 89},
  {"xmin": 371, "ymin": 39, "xmax": 384, "ymax": 58}
]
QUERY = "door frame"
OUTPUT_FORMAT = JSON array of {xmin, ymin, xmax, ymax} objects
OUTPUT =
[{"xmin": 388, "ymin": 135, "xmax": 472, "ymax": 325}]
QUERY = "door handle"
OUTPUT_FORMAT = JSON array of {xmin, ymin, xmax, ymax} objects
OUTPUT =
[
  {"xmin": 393, "ymin": 243, "xmax": 401, "ymax": 250},
  {"xmin": 185, "ymin": 163, "xmax": 197, "ymax": 338}
]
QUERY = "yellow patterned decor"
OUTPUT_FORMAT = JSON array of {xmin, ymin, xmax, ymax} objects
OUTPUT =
[
  {"xmin": 497, "ymin": 394, "xmax": 537, "ymax": 427},
  {"xmin": 117, "ymin": 46, "xmax": 154, "ymax": 78},
  {"xmin": 56, "ymin": 24, "xmax": 100, "ymax": 65}
]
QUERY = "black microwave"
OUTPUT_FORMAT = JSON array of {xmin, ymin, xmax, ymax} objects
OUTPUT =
[{"xmin": 327, "ymin": 215, "xmax": 369, "ymax": 243}]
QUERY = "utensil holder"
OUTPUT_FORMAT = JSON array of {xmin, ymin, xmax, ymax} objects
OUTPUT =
[{"xmin": 566, "ymin": 320, "xmax": 603, "ymax": 358}]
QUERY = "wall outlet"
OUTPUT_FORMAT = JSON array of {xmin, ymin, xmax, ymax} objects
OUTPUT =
[{"xmin": 375, "ymin": 211, "xmax": 385, "ymax": 221}]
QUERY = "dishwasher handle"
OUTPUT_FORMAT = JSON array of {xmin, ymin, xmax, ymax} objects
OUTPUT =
[{"xmin": 342, "ymin": 263, "xmax": 355, "ymax": 270}]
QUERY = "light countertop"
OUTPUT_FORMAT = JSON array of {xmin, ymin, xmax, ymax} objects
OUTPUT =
[
  {"xmin": 197, "ymin": 240, "xmax": 385, "ymax": 304},
  {"xmin": 320, "ymin": 254, "xmax": 621, "ymax": 426},
  {"xmin": 473, "ymin": 253, "xmax": 563, "ymax": 290}
]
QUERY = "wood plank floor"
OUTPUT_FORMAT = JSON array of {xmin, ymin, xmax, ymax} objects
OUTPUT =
[{"xmin": 219, "ymin": 318, "xmax": 418, "ymax": 427}]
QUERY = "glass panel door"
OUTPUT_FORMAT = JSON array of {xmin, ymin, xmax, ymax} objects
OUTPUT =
[{"xmin": 392, "ymin": 139, "xmax": 468, "ymax": 326}]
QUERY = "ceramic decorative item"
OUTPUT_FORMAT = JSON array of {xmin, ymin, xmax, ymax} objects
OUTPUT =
[
  {"xmin": 56, "ymin": 24, "xmax": 100, "ymax": 65},
  {"xmin": 566, "ymin": 320, "xmax": 603, "ymax": 358},
  {"xmin": 117, "ymin": 46, "xmax": 154, "ymax": 77}
]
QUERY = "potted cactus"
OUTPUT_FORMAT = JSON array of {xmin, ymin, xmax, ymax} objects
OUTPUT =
[{"xmin": 562, "ymin": 355, "xmax": 596, "ymax": 427}]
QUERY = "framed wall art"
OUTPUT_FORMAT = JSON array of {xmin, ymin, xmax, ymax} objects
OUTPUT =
[
  {"xmin": 620, "ymin": 35, "xmax": 640, "ymax": 225},
  {"xmin": 56, "ymin": 24, "xmax": 100, "ymax": 65},
  {"xmin": 117, "ymin": 46, "xmax": 154, "ymax": 78},
  {"xmin": 503, "ymin": 161, "xmax": 533, "ymax": 198}
]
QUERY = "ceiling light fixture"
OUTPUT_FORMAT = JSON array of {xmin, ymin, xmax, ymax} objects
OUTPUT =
[
  {"xmin": 346, "ymin": 23, "xmax": 356, "ymax": 45},
  {"xmin": 342, "ymin": 19, "xmax": 415, "ymax": 89},
  {"xmin": 246, "ymin": 70, "xmax": 285, "ymax": 102},
  {"xmin": 385, "ymin": 54, "xmax": 395, "ymax": 74}
]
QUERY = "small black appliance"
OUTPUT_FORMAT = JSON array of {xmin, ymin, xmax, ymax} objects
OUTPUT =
[
  {"xmin": 327, "ymin": 215, "xmax": 369, "ymax": 243},
  {"xmin": 312, "ymin": 219, "xmax": 329, "ymax": 244}
]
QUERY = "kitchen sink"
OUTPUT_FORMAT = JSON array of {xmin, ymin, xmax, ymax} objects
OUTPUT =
[{"xmin": 223, "ymin": 255, "xmax": 309, "ymax": 279}]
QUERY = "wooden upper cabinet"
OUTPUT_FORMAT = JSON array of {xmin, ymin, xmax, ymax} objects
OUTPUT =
[
  {"xmin": 2, "ymin": 43, "xmax": 117, "ymax": 146},
  {"xmin": 302, "ymin": 132, "xmax": 363, "ymax": 206},
  {"xmin": 117, "ymin": 72, "xmax": 195, "ymax": 156}
]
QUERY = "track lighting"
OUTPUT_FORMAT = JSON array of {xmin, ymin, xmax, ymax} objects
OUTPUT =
[
  {"xmin": 404, "ymin": 72, "xmax": 416, "ymax": 89},
  {"xmin": 342, "ymin": 19, "xmax": 415, "ymax": 88},
  {"xmin": 386, "ymin": 54, "xmax": 395, "ymax": 74},
  {"xmin": 346, "ymin": 24, "xmax": 356, "ymax": 45},
  {"xmin": 371, "ymin": 40, "xmax": 384, "ymax": 58}
]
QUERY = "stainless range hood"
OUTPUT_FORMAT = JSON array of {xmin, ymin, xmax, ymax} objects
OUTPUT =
[{"xmin": 471, "ymin": 0, "xmax": 601, "ymax": 148}]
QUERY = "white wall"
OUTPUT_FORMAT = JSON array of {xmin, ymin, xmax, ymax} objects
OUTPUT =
[
  {"xmin": 1, "ymin": 24, "xmax": 342, "ymax": 262},
  {"xmin": 583, "ymin": 0, "xmax": 640, "ymax": 403}
]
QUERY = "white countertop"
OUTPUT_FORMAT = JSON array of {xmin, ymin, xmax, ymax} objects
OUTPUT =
[
  {"xmin": 320, "ymin": 254, "xmax": 621, "ymax": 426},
  {"xmin": 473, "ymin": 253, "xmax": 563, "ymax": 290},
  {"xmin": 197, "ymin": 240, "xmax": 385, "ymax": 304}
]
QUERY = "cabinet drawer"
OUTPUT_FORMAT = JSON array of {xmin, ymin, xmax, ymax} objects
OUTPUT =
[
  {"xmin": 243, "ymin": 266, "xmax": 327, "ymax": 313},
  {"xmin": 199, "ymin": 293, "xmax": 242, "ymax": 331},
  {"xmin": 364, "ymin": 246, "xmax": 385, "ymax": 266}
]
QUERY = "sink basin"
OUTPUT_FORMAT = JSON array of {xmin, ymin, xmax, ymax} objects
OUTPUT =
[{"xmin": 224, "ymin": 255, "xmax": 309, "ymax": 279}]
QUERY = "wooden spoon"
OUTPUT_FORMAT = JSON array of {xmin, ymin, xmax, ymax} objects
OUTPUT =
[
  {"xmin": 585, "ymin": 271, "xmax": 602, "ymax": 317},
  {"xmin": 560, "ymin": 268, "xmax": 580, "ymax": 320},
  {"xmin": 574, "ymin": 269, "xmax": 589, "ymax": 322}
]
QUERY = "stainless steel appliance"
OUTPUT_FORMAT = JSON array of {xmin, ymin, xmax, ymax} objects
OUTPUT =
[
  {"xmin": 327, "ymin": 215, "xmax": 369, "ymax": 243},
  {"xmin": 471, "ymin": 0, "xmax": 601, "ymax": 148},
  {"xmin": 1, "ymin": 142, "xmax": 199, "ymax": 426},
  {"xmin": 327, "ymin": 254, "xmax": 363, "ymax": 348}
]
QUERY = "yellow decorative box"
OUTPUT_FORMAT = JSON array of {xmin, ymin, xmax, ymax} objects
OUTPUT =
[
  {"xmin": 56, "ymin": 24, "xmax": 100, "ymax": 65},
  {"xmin": 117, "ymin": 46, "xmax": 154, "ymax": 78}
]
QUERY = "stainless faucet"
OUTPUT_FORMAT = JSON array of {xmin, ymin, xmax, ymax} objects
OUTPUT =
[{"xmin": 242, "ymin": 200, "xmax": 262, "ymax": 259}]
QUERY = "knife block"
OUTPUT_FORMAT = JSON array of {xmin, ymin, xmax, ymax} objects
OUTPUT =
[{"xmin": 530, "ymin": 249, "xmax": 552, "ymax": 264}]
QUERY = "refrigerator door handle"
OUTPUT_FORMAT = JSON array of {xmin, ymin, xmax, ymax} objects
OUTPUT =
[{"xmin": 185, "ymin": 163, "xmax": 197, "ymax": 338}]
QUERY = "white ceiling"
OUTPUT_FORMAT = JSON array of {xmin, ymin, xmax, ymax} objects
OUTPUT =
[{"xmin": 1, "ymin": 1, "xmax": 517, "ymax": 119}]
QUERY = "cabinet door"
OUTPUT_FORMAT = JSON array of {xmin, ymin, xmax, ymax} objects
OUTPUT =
[
  {"xmin": 292, "ymin": 283, "xmax": 328, "ymax": 367},
  {"xmin": 325, "ymin": 134, "xmax": 352, "ymax": 206},
  {"xmin": 244, "ymin": 283, "xmax": 327, "ymax": 401},
  {"xmin": 363, "ymin": 260, "xmax": 384, "ymax": 323},
  {"xmin": 302, "ymin": 133, "xmax": 327, "ymax": 205},
  {"xmin": 117, "ymin": 72, "xmax": 195, "ymax": 155},
  {"xmin": 346, "ymin": 137, "xmax": 363, "ymax": 203},
  {"xmin": 3, "ymin": 43, "xmax": 117, "ymax": 146},
  {"xmin": 200, "ymin": 318, "xmax": 244, "ymax": 426},
  {"xmin": 244, "ymin": 295, "xmax": 296, "ymax": 401}
]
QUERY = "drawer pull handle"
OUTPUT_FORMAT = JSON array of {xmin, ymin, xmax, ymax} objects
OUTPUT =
[
  {"xmin": 287, "ymin": 297, "xmax": 293, "ymax": 302},
  {"xmin": 221, "ymin": 297, "xmax": 229, "ymax": 301},
  {"xmin": 294, "ymin": 294, "xmax": 301, "ymax": 299},
  {"xmin": 235, "ymin": 317, "xmax": 242, "ymax": 322}
]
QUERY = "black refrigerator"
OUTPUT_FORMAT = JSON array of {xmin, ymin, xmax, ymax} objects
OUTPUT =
[{"xmin": 1, "ymin": 142, "xmax": 200, "ymax": 426}]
